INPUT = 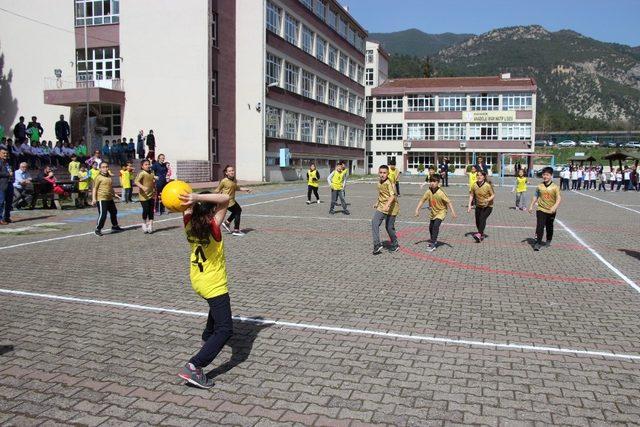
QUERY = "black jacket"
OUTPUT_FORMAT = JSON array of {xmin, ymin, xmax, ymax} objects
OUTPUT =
[
  {"xmin": 13, "ymin": 122, "xmax": 26, "ymax": 139},
  {"xmin": 146, "ymin": 134, "xmax": 155, "ymax": 149},
  {"xmin": 55, "ymin": 120, "xmax": 70, "ymax": 139},
  {"xmin": 0, "ymin": 159, "xmax": 13, "ymax": 191}
]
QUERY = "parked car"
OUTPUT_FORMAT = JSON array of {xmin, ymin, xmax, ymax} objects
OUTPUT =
[
  {"xmin": 625, "ymin": 141, "xmax": 640, "ymax": 149},
  {"xmin": 557, "ymin": 140, "xmax": 577, "ymax": 147},
  {"xmin": 603, "ymin": 141, "xmax": 618, "ymax": 148},
  {"xmin": 534, "ymin": 140, "xmax": 548, "ymax": 147},
  {"xmin": 579, "ymin": 140, "xmax": 599, "ymax": 147}
]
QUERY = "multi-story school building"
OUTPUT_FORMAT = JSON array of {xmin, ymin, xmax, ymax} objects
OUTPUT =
[
  {"xmin": 366, "ymin": 74, "xmax": 537, "ymax": 174},
  {"xmin": 1, "ymin": 0, "xmax": 367, "ymax": 182}
]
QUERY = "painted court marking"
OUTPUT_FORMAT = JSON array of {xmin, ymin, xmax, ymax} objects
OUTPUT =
[
  {"xmin": 570, "ymin": 190, "xmax": 640, "ymax": 215},
  {"xmin": 1, "ymin": 288, "xmax": 639, "ymax": 362}
]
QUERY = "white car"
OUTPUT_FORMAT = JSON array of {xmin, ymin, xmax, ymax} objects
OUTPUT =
[
  {"xmin": 579, "ymin": 140, "xmax": 599, "ymax": 147},
  {"xmin": 624, "ymin": 141, "xmax": 640, "ymax": 149},
  {"xmin": 557, "ymin": 140, "xmax": 577, "ymax": 147}
]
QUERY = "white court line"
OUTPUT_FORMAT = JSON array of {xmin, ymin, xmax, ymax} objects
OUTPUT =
[
  {"xmin": 570, "ymin": 190, "xmax": 640, "ymax": 214},
  {"xmin": 0, "ymin": 194, "xmax": 305, "ymax": 252},
  {"xmin": 1, "ymin": 287, "xmax": 639, "ymax": 361},
  {"xmin": 557, "ymin": 219, "xmax": 640, "ymax": 294}
]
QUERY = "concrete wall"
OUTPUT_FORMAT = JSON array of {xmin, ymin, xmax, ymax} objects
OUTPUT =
[
  {"xmin": 120, "ymin": 0, "xmax": 208, "ymax": 173},
  {"xmin": 0, "ymin": 1, "xmax": 74, "ymax": 137}
]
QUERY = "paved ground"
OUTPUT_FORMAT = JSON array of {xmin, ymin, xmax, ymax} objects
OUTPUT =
[{"xmin": 1, "ymin": 176, "xmax": 640, "ymax": 426}]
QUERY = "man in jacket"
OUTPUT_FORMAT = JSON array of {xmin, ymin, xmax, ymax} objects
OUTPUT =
[
  {"xmin": 0, "ymin": 147, "xmax": 14, "ymax": 224},
  {"xmin": 13, "ymin": 116, "xmax": 27, "ymax": 144},
  {"xmin": 136, "ymin": 130, "xmax": 145, "ymax": 159},
  {"xmin": 146, "ymin": 129, "xmax": 155, "ymax": 161},
  {"xmin": 55, "ymin": 114, "xmax": 71, "ymax": 144}
]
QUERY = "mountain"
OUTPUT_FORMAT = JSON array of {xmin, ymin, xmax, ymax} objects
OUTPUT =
[{"xmin": 368, "ymin": 29, "xmax": 473, "ymax": 57}]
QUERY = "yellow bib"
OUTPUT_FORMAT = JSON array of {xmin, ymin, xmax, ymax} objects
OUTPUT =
[
  {"xmin": 388, "ymin": 168, "xmax": 398, "ymax": 184},
  {"xmin": 331, "ymin": 170, "xmax": 345, "ymax": 190},
  {"xmin": 307, "ymin": 169, "xmax": 319, "ymax": 187},
  {"xmin": 516, "ymin": 177, "xmax": 527, "ymax": 193},
  {"xmin": 186, "ymin": 222, "xmax": 228, "ymax": 299}
]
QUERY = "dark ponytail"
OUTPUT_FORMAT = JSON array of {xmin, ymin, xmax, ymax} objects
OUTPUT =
[{"xmin": 187, "ymin": 191, "xmax": 217, "ymax": 241}]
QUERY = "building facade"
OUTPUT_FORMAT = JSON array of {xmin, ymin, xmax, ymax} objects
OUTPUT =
[{"xmin": 367, "ymin": 74, "xmax": 537, "ymax": 174}]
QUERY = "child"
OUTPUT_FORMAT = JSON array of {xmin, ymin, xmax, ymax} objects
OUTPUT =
[
  {"xmin": 128, "ymin": 162, "xmax": 135, "ymax": 201},
  {"xmin": 528, "ymin": 166, "xmax": 561, "ymax": 251},
  {"xmin": 327, "ymin": 162, "xmax": 349, "ymax": 215},
  {"xmin": 177, "ymin": 190, "xmax": 232, "ymax": 390},
  {"xmin": 134, "ymin": 159, "xmax": 156, "ymax": 234},
  {"xmin": 68, "ymin": 154, "xmax": 81, "ymax": 207},
  {"xmin": 414, "ymin": 175, "xmax": 457, "ymax": 252},
  {"xmin": 372, "ymin": 165, "xmax": 399, "ymax": 255},
  {"xmin": 92, "ymin": 162, "xmax": 122, "ymax": 236},
  {"xmin": 468, "ymin": 170, "xmax": 495, "ymax": 243},
  {"xmin": 589, "ymin": 167, "xmax": 597, "ymax": 191},
  {"xmin": 467, "ymin": 165, "xmax": 478, "ymax": 192},
  {"xmin": 388, "ymin": 159, "xmax": 400, "ymax": 197},
  {"xmin": 216, "ymin": 165, "xmax": 251, "ymax": 236},
  {"xmin": 306, "ymin": 163, "xmax": 320, "ymax": 204},
  {"xmin": 77, "ymin": 165, "xmax": 91, "ymax": 207},
  {"xmin": 598, "ymin": 169, "xmax": 607, "ymax": 191},
  {"xmin": 615, "ymin": 168, "xmax": 623, "ymax": 191},
  {"xmin": 420, "ymin": 167, "xmax": 437, "ymax": 189},
  {"xmin": 570, "ymin": 167, "xmax": 578, "ymax": 190},
  {"xmin": 513, "ymin": 169, "xmax": 528, "ymax": 210},
  {"xmin": 120, "ymin": 164, "xmax": 132, "ymax": 203}
]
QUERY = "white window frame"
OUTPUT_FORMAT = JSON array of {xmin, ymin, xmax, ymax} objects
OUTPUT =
[
  {"xmin": 438, "ymin": 95, "xmax": 467, "ymax": 111},
  {"xmin": 314, "ymin": 0, "xmax": 326, "ymax": 20},
  {"xmin": 301, "ymin": 115, "xmax": 313, "ymax": 142},
  {"xmin": 265, "ymin": 53, "xmax": 282, "ymax": 86},
  {"xmin": 75, "ymin": 0, "xmax": 119, "ymax": 26},
  {"xmin": 407, "ymin": 94, "xmax": 434, "ymax": 112},
  {"xmin": 375, "ymin": 96, "xmax": 403, "ymax": 113},
  {"xmin": 338, "ymin": 51, "xmax": 347, "ymax": 74},
  {"xmin": 76, "ymin": 47, "xmax": 120, "ymax": 82},
  {"xmin": 365, "ymin": 68, "xmax": 374, "ymax": 86},
  {"xmin": 284, "ymin": 14, "xmax": 299, "ymax": 45},
  {"xmin": 315, "ymin": 119, "xmax": 326, "ymax": 143},
  {"xmin": 437, "ymin": 123, "xmax": 466, "ymax": 140},
  {"xmin": 211, "ymin": 71, "xmax": 218, "ymax": 106},
  {"xmin": 211, "ymin": 12, "xmax": 218, "ymax": 47},
  {"xmin": 284, "ymin": 111, "xmax": 299, "ymax": 140},
  {"xmin": 503, "ymin": 93, "xmax": 533, "ymax": 110},
  {"xmin": 338, "ymin": 88, "xmax": 346, "ymax": 110},
  {"xmin": 470, "ymin": 93, "xmax": 500, "ymax": 111},
  {"xmin": 284, "ymin": 62, "xmax": 299, "ymax": 93},
  {"xmin": 266, "ymin": 1, "xmax": 282, "ymax": 35},
  {"xmin": 327, "ymin": 122, "xmax": 337, "ymax": 144},
  {"xmin": 375, "ymin": 123, "xmax": 403, "ymax": 140},
  {"xmin": 407, "ymin": 123, "xmax": 435, "ymax": 140},
  {"xmin": 315, "ymin": 78, "xmax": 326, "ymax": 103},
  {"xmin": 301, "ymin": 70, "xmax": 314, "ymax": 98},
  {"xmin": 315, "ymin": 36, "xmax": 326, "ymax": 62},
  {"xmin": 301, "ymin": 25, "xmax": 314, "ymax": 54},
  {"xmin": 501, "ymin": 122, "xmax": 531, "ymax": 140},
  {"xmin": 328, "ymin": 45, "xmax": 338, "ymax": 69},
  {"xmin": 328, "ymin": 83, "xmax": 337, "ymax": 107},
  {"xmin": 265, "ymin": 105, "xmax": 281, "ymax": 138},
  {"xmin": 469, "ymin": 123, "xmax": 499, "ymax": 140}
]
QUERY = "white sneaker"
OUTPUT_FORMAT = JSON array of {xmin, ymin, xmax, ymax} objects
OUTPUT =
[
  {"xmin": 316, "ymin": 199, "xmax": 321, "ymax": 204},
  {"xmin": 221, "ymin": 222, "xmax": 231, "ymax": 233},
  {"xmin": 148, "ymin": 224, "xmax": 153, "ymax": 234},
  {"xmin": 232, "ymin": 230, "xmax": 245, "ymax": 236},
  {"xmin": 141, "ymin": 223, "xmax": 148, "ymax": 233},
  {"xmin": 306, "ymin": 200, "xmax": 311, "ymax": 205}
]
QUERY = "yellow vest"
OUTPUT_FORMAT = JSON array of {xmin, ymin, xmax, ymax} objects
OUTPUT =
[
  {"xmin": 388, "ymin": 168, "xmax": 398, "ymax": 184},
  {"xmin": 185, "ymin": 221, "xmax": 229, "ymax": 299},
  {"xmin": 78, "ymin": 171, "xmax": 89, "ymax": 191},
  {"xmin": 515, "ymin": 176, "xmax": 527, "ymax": 193},
  {"xmin": 468, "ymin": 171, "xmax": 477, "ymax": 190},
  {"xmin": 331, "ymin": 170, "xmax": 345, "ymax": 190},
  {"xmin": 307, "ymin": 169, "xmax": 319, "ymax": 187}
]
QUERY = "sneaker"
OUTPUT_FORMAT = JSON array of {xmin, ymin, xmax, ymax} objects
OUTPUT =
[
  {"xmin": 178, "ymin": 363, "xmax": 214, "ymax": 390},
  {"xmin": 473, "ymin": 233, "xmax": 481, "ymax": 242},
  {"xmin": 533, "ymin": 243, "xmax": 541, "ymax": 251},
  {"xmin": 148, "ymin": 224, "xmax": 153, "ymax": 234},
  {"xmin": 111, "ymin": 226, "xmax": 124, "ymax": 232},
  {"xmin": 545, "ymin": 241, "xmax": 551, "ymax": 247},
  {"xmin": 426, "ymin": 244, "xmax": 437, "ymax": 252},
  {"xmin": 232, "ymin": 230, "xmax": 245, "ymax": 236},
  {"xmin": 372, "ymin": 244, "xmax": 383, "ymax": 255},
  {"xmin": 221, "ymin": 222, "xmax": 231, "ymax": 233},
  {"xmin": 94, "ymin": 229, "xmax": 103, "ymax": 236},
  {"xmin": 329, "ymin": 210, "xmax": 335, "ymax": 215},
  {"xmin": 306, "ymin": 200, "xmax": 311, "ymax": 205},
  {"xmin": 388, "ymin": 244, "xmax": 400, "ymax": 253},
  {"xmin": 141, "ymin": 223, "xmax": 148, "ymax": 233},
  {"xmin": 316, "ymin": 200, "xmax": 321, "ymax": 204},
  {"xmin": 343, "ymin": 210, "xmax": 351, "ymax": 215}
]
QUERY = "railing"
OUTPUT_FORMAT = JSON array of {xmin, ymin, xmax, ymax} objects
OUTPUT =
[{"xmin": 44, "ymin": 78, "xmax": 124, "ymax": 91}]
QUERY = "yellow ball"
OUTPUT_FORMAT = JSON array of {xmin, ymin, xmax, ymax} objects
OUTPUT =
[{"xmin": 161, "ymin": 180, "xmax": 193, "ymax": 213}]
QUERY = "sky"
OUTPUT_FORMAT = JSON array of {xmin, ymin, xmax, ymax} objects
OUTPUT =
[{"xmin": 345, "ymin": 0, "xmax": 640, "ymax": 46}]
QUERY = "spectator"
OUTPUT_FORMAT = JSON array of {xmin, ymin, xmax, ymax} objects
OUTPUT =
[
  {"xmin": 110, "ymin": 139, "xmax": 121, "ymax": 165},
  {"xmin": 475, "ymin": 156, "xmax": 490, "ymax": 174},
  {"xmin": 0, "ymin": 147, "xmax": 14, "ymax": 224},
  {"xmin": 146, "ymin": 129, "xmax": 156, "ymax": 161},
  {"xmin": 55, "ymin": 114, "xmax": 70, "ymax": 144},
  {"xmin": 12, "ymin": 162, "xmax": 32, "ymax": 209},
  {"xmin": 86, "ymin": 150, "xmax": 102, "ymax": 168},
  {"xmin": 151, "ymin": 153, "xmax": 168, "ymax": 215},
  {"xmin": 119, "ymin": 138, "xmax": 128, "ymax": 165},
  {"xmin": 102, "ymin": 141, "xmax": 111, "ymax": 163},
  {"xmin": 127, "ymin": 138, "xmax": 135, "ymax": 160},
  {"xmin": 13, "ymin": 116, "xmax": 27, "ymax": 145},
  {"xmin": 136, "ymin": 130, "xmax": 145, "ymax": 159},
  {"xmin": 26, "ymin": 116, "xmax": 44, "ymax": 144},
  {"xmin": 5, "ymin": 139, "xmax": 18, "ymax": 170},
  {"xmin": 438, "ymin": 157, "xmax": 450, "ymax": 187},
  {"xmin": 76, "ymin": 139, "xmax": 88, "ymax": 162},
  {"xmin": 52, "ymin": 141, "xmax": 63, "ymax": 166}
]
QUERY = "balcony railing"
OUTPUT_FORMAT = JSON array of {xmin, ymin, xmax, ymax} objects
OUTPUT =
[{"xmin": 44, "ymin": 77, "xmax": 124, "ymax": 91}]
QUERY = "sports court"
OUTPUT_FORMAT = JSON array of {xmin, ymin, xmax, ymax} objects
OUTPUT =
[{"xmin": 1, "ymin": 177, "xmax": 640, "ymax": 425}]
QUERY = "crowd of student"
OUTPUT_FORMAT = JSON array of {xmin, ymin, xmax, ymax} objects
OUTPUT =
[{"xmin": 558, "ymin": 165, "xmax": 639, "ymax": 191}]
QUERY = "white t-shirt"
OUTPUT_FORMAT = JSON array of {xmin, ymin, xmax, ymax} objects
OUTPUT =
[
  {"xmin": 589, "ymin": 171, "xmax": 597, "ymax": 180},
  {"xmin": 616, "ymin": 173, "xmax": 623, "ymax": 181},
  {"xmin": 624, "ymin": 171, "xmax": 631, "ymax": 180},
  {"xmin": 571, "ymin": 171, "xmax": 578, "ymax": 180}
]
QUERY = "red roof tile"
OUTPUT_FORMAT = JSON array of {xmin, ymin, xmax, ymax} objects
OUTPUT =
[{"xmin": 371, "ymin": 75, "xmax": 536, "ymax": 95}]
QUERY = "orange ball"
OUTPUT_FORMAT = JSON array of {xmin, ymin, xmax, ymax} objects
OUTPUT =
[{"xmin": 161, "ymin": 180, "xmax": 193, "ymax": 212}]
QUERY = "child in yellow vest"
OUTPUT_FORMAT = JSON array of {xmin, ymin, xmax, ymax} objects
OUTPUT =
[
  {"xmin": 529, "ymin": 167, "xmax": 562, "ymax": 251},
  {"xmin": 177, "ymin": 190, "xmax": 231, "ymax": 389},
  {"xmin": 119, "ymin": 165, "xmax": 131, "ymax": 203},
  {"xmin": 388, "ymin": 159, "xmax": 400, "ymax": 196},
  {"xmin": 306, "ymin": 163, "xmax": 320, "ymax": 204},
  {"xmin": 468, "ymin": 170, "xmax": 495, "ymax": 242},
  {"xmin": 415, "ymin": 174, "xmax": 457, "ymax": 252},
  {"xmin": 372, "ymin": 165, "xmax": 399, "ymax": 254},
  {"xmin": 513, "ymin": 169, "xmax": 528, "ymax": 210},
  {"xmin": 327, "ymin": 162, "xmax": 349, "ymax": 215},
  {"xmin": 77, "ymin": 165, "xmax": 90, "ymax": 207}
]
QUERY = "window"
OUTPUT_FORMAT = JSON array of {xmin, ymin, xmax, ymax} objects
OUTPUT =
[
  {"xmin": 407, "ymin": 123, "xmax": 435, "ymax": 140},
  {"xmin": 440, "ymin": 152, "xmax": 466, "ymax": 169},
  {"xmin": 375, "ymin": 124, "xmax": 403, "ymax": 140},
  {"xmin": 366, "ymin": 124, "xmax": 373, "ymax": 141},
  {"xmin": 438, "ymin": 123, "xmax": 466, "ymax": 140},
  {"xmin": 328, "ymin": 45, "xmax": 338, "ymax": 68},
  {"xmin": 299, "ymin": 0, "xmax": 312, "ymax": 9},
  {"xmin": 407, "ymin": 94, "xmax": 434, "ymax": 112},
  {"xmin": 301, "ymin": 26, "xmax": 314, "ymax": 54},
  {"xmin": 338, "ymin": 124, "xmax": 346, "ymax": 146},
  {"xmin": 348, "ymin": 93, "xmax": 356, "ymax": 113},
  {"xmin": 366, "ymin": 49, "xmax": 374, "ymax": 63},
  {"xmin": 301, "ymin": 70, "xmax": 314, "ymax": 98},
  {"xmin": 356, "ymin": 65, "xmax": 364, "ymax": 85},
  {"xmin": 438, "ymin": 95, "xmax": 467, "ymax": 111},
  {"xmin": 284, "ymin": 62, "xmax": 299, "ymax": 93},
  {"xmin": 265, "ymin": 53, "xmax": 282, "ymax": 86},
  {"xmin": 375, "ymin": 96, "xmax": 403, "ymax": 113},
  {"xmin": 327, "ymin": 122, "xmax": 337, "ymax": 144},
  {"xmin": 284, "ymin": 14, "xmax": 299, "ymax": 45},
  {"xmin": 211, "ymin": 71, "xmax": 218, "ymax": 105},
  {"xmin": 265, "ymin": 106, "xmax": 281, "ymax": 137},
  {"xmin": 315, "ymin": 78, "xmax": 326, "ymax": 103},
  {"xmin": 407, "ymin": 153, "xmax": 436, "ymax": 170},
  {"xmin": 76, "ymin": 47, "xmax": 120, "ymax": 81},
  {"xmin": 366, "ymin": 96, "xmax": 373, "ymax": 113},
  {"xmin": 338, "ymin": 51, "xmax": 347, "ymax": 74},
  {"xmin": 266, "ymin": 1, "xmax": 282, "ymax": 34},
  {"xmin": 338, "ymin": 16, "xmax": 348, "ymax": 37},
  {"xmin": 284, "ymin": 111, "xmax": 299, "ymax": 140},
  {"xmin": 316, "ymin": 119, "xmax": 326, "ymax": 143},
  {"xmin": 470, "ymin": 93, "xmax": 500, "ymax": 111},
  {"xmin": 316, "ymin": 37, "xmax": 326, "ymax": 62},
  {"xmin": 355, "ymin": 35, "xmax": 364, "ymax": 52},
  {"xmin": 338, "ymin": 88, "xmax": 346, "ymax": 110},
  {"xmin": 301, "ymin": 115, "xmax": 313, "ymax": 142},
  {"xmin": 96, "ymin": 104, "xmax": 121, "ymax": 136},
  {"xmin": 75, "ymin": 0, "xmax": 119, "ymax": 26},
  {"xmin": 356, "ymin": 97, "xmax": 363, "ymax": 115},
  {"xmin": 327, "ymin": 8, "xmax": 337, "ymax": 30},
  {"xmin": 328, "ymin": 84, "xmax": 337, "ymax": 107},
  {"xmin": 348, "ymin": 60, "xmax": 356, "ymax": 81},
  {"xmin": 348, "ymin": 128, "xmax": 356, "ymax": 147},
  {"xmin": 503, "ymin": 93, "xmax": 533, "ymax": 110},
  {"xmin": 314, "ymin": 0, "xmax": 326, "ymax": 19},
  {"xmin": 501, "ymin": 123, "xmax": 531, "ymax": 140},
  {"xmin": 365, "ymin": 68, "xmax": 374, "ymax": 86},
  {"xmin": 347, "ymin": 27, "xmax": 356, "ymax": 46},
  {"xmin": 210, "ymin": 128, "xmax": 218, "ymax": 163},
  {"xmin": 469, "ymin": 123, "xmax": 499, "ymax": 140},
  {"xmin": 211, "ymin": 12, "xmax": 218, "ymax": 47}
]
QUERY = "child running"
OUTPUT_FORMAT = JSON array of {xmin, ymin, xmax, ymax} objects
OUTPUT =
[
  {"xmin": 415, "ymin": 175, "xmax": 456, "ymax": 252},
  {"xmin": 372, "ymin": 165, "xmax": 399, "ymax": 255},
  {"xmin": 216, "ymin": 165, "xmax": 251, "ymax": 236},
  {"xmin": 468, "ymin": 170, "xmax": 495, "ymax": 243},
  {"xmin": 92, "ymin": 161, "xmax": 122, "ymax": 236},
  {"xmin": 306, "ymin": 163, "xmax": 320, "ymax": 204},
  {"xmin": 528, "ymin": 166, "xmax": 561, "ymax": 251},
  {"xmin": 134, "ymin": 159, "xmax": 156, "ymax": 234},
  {"xmin": 177, "ymin": 190, "xmax": 232, "ymax": 389},
  {"xmin": 327, "ymin": 162, "xmax": 350, "ymax": 215},
  {"xmin": 513, "ymin": 169, "xmax": 528, "ymax": 210}
]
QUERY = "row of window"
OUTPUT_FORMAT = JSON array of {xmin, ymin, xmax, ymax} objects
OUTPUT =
[
  {"xmin": 267, "ymin": 2, "xmax": 364, "ymax": 86},
  {"xmin": 75, "ymin": 0, "xmax": 119, "ymax": 26},
  {"xmin": 366, "ymin": 94, "xmax": 534, "ymax": 112},
  {"xmin": 265, "ymin": 105, "xmax": 364, "ymax": 148},
  {"xmin": 297, "ymin": 0, "xmax": 365, "ymax": 52},
  {"xmin": 406, "ymin": 153, "xmax": 498, "ymax": 170},
  {"xmin": 367, "ymin": 122, "xmax": 532, "ymax": 141},
  {"xmin": 266, "ymin": 53, "xmax": 364, "ymax": 116},
  {"xmin": 76, "ymin": 47, "xmax": 120, "ymax": 81}
]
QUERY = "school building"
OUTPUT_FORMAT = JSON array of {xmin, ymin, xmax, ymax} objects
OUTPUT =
[
  {"xmin": 366, "ymin": 74, "xmax": 537, "ymax": 174},
  {"xmin": 0, "ymin": 0, "xmax": 367, "ymax": 182}
]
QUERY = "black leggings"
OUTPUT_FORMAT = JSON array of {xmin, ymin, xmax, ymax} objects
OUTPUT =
[
  {"xmin": 96, "ymin": 200, "xmax": 118, "ymax": 230},
  {"xmin": 307, "ymin": 185, "xmax": 319, "ymax": 201},
  {"xmin": 191, "ymin": 293, "xmax": 233, "ymax": 368},
  {"xmin": 141, "ymin": 199, "xmax": 154, "ymax": 221},
  {"xmin": 227, "ymin": 203, "xmax": 242, "ymax": 230},
  {"xmin": 536, "ymin": 210, "xmax": 556, "ymax": 243},
  {"xmin": 475, "ymin": 206, "xmax": 493, "ymax": 235},
  {"xmin": 429, "ymin": 218, "xmax": 442, "ymax": 244}
]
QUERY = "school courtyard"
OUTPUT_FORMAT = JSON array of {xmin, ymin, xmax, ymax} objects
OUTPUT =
[{"xmin": 1, "ymin": 177, "xmax": 640, "ymax": 426}]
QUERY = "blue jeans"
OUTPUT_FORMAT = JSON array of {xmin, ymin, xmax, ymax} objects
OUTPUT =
[
  {"xmin": 0, "ymin": 186, "xmax": 14, "ymax": 221},
  {"xmin": 190, "ymin": 293, "xmax": 233, "ymax": 369}
]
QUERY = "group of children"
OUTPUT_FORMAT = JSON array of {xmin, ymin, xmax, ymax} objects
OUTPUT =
[{"xmin": 559, "ymin": 165, "xmax": 639, "ymax": 192}]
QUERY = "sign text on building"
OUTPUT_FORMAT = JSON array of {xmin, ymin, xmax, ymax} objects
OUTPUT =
[{"xmin": 463, "ymin": 111, "xmax": 516, "ymax": 122}]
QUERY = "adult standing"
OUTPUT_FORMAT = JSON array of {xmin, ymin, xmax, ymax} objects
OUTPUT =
[
  {"xmin": 475, "ymin": 156, "xmax": 489, "ymax": 174},
  {"xmin": 13, "ymin": 116, "xmax": 27, "ymax": 145},
  {"xmin": 26, "ymin": 116, "xmax": 44, "ymax": 144},
  {"xmin": 438, "ymin": 157, "xmax": 450, "ymax": 187},
  {"xmin": 146, "ymin": 129, "xmax": 156, "ymax": 161},
  {"xmin": 136, "ymin": 130, "xmax": 145, "ymax": 159},
  {"xmin": 151, "ymin": 153, "xmax": 168, "ymax": 215},
  {"xmin": 55, "ymin": 114, "xmax": 70, "ymax": 144},
  {"xmin": 0, "ymin": 147, "xmax": 14, "ymax": 224}
]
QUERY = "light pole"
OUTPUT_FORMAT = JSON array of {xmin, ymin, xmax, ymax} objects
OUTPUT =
[{"xmin": 84, "ymin": 11, "xmax": 90, "ymax": 153}]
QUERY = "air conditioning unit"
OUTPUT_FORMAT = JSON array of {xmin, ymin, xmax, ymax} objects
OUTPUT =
[
  {"xmin": 403, "ymin": 140, "xmax": 412, "ymax": 149},
  {"xmin": 459, "ymin": 142, "xmax": 467, "ymax": 149}
]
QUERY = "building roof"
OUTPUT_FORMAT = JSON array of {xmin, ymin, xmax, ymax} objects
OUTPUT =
[
  {"xmin": 371, "ymin": 75, "xmax": 537, "ymax": 95},
  {"xmin": 366, "ymin": 39, "xmax": 390, "ymax": 60}
]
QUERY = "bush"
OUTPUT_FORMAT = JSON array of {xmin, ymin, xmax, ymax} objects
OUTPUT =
[
  {"xmin": 491, "ymin": 164, "xmax": 498, "ymax": 174},
  {"xmin": 417, "ymin": 163, "xmax": 425, "ymax": 173},
  {"xmin": 448, "ymin": 165, "xmax": 455, "ymax": 173},
  {"xmin": 466, "ymin": 165, "xmax": 473, "ymax": 173}
]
